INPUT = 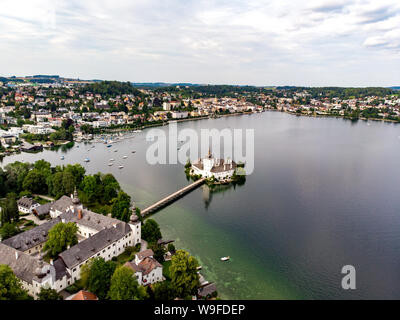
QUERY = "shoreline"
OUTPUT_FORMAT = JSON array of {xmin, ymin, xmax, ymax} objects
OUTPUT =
[
  {"xmin": 271, "ymin": 109, "xmax": 400, "ymax": 124},
  {"xmin": 3, "ymin": 108, "xmax": 398, "ymax": 159}
]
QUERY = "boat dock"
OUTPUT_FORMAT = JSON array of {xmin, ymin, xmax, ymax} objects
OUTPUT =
[{"xmin": 141, "ymin": 177, "xmax": 206, "ymax": 216}]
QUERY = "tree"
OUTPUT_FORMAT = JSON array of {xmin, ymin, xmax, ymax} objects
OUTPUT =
[
  {"xmin": 153, "ymin": 281, "xmax": 176, "ymax": 300},
  {"xmin": 1, "ymin": 193, "xmax": 19, "ymax": 224},
  {"xmin": 80, "ymin": 257, "xmax": 116, "ymax": 300},
  {"xmin": 102, "ymin": 174, "xmax": 120, "ymax": 203},
  {"xmin": 149, "ymin": 242, "xmax": 166, "ymax": 263},
  {"xmin": 22, "ymin": 169, "xmax": 47, "ymax": 194},
  {"xmin": 135, "ymin": 207, "xmax": 143, "ymax": 223},
  {"xmin": 5, "ymin": 161, "xmax": 31, "ymax": 193},
  {"xmin": 141, "ymin": 219, "xmax": 162, "ymax": 244},
  {"xmin": 43, "ymin": 222, "xmax": 78, "ymax": 258},
  {"xmin": 0, "ymin": 264, "xmax": 30, "ymax": 300},
  {"xmin": 111, "ymin": 191, "xmax": 131, "ymax": 221},
  {"xmin": 48, "ymin": 171, "xmax": 64, "ymax": 198},
  {"xmin": 64, "ymin": 164, "xmax": 85, "ymax": 186},
  {"xmin": 38, "ymin": 288, "xmax": 63, "ymax": 300},
  {"xmin": 0, "ymin": 223, "xmax": 18, "ymax": 240},
  {"xmin": 170, "ymin": 250, "xmax": 200, "ymax": 298},
  {"xmin": 62, "ymin": 171, "xmax": 75, "ymax": 196},
  {"xmin": 167, "ymin": 243, "xmax": 176, "ymax": 254},
  {"xmin": 81, "ymin": 175, "xmax": 98, "ymax": 203},
  {"xmin": 108, "ymin": 266, "xmax": 148, "ymax": 300}
]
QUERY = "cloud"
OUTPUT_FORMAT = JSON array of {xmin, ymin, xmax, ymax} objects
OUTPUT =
[{"xmin": 0, "ymin": 0, "xmax": 399, "ymax": 86}]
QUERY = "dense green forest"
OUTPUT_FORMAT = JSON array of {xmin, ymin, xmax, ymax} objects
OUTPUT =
[
  {"xmin": 78, "ymin": 81, "xmax": 145, "ymax": 98},
  {"xmin": 285, "ymin": 87, "xmax": 396, "ymax": 99},
  {"xmin": 0, "ymin": 160, "xmax": 133, "ymax": 223}
]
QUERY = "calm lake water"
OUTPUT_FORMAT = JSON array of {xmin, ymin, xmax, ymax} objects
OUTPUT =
[{"xmin": 2, "ymin": 112, "xmax": 400, "ymax": 299}]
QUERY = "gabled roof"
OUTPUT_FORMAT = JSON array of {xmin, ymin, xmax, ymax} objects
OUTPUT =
[
  {"xmin": 17, "ymin": 196, "xmax": 38, "ymax": 209},
  {"xmin": 0, "ymin": 243, "xmax": 50, "ymax": 284},
  {"xmin": 71, "ymin": 290, "xmax": 98, "ymax": 300},
  {"xmin": 33, "ymin": 202, "xmax": 52, "ymax": 216},
  {"xmin": 124, "ymin": 256, "xmax": 162, "ymax": 276},
  {"xmin": 198, "ymin": 283, "xmax": 217, "ymax": 297},
  {"xmin": 59, "ymin": 222, "xmax": 131, "ymax": 269},
  {"xmin": 136, "ymin": 249, "xmax": 154, "ymax": 261},
  {"xmin": 2, "ymin": 217, "xmax": 61, "ymax": 251},
  {"xmin": 50, "ymin": 195, "xmax": 73, "ymax": 212},
  {"xmin": 137, "ymin": 257, "xmax": 162, "ymax": 275}
]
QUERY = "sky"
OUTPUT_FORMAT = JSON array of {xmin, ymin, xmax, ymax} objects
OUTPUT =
[{"xmin": 0, "ymin": 0, "xmax": 399, "ymax": 86}]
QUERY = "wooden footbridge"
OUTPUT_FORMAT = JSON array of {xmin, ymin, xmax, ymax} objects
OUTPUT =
[{"xmin": 141, "ymin": 177, "xmax": 206, "ymax": 216}]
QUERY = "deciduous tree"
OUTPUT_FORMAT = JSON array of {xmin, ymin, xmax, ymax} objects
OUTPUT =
[
  {"xmin": 43, "ymin": 222, "xmax": 78, "ymax": 257},
  {"xmin": 38, "ymin": 288, "xmax": 63, "ymax": 300},
  {"xmin": 170, "ymin": 250, "xmax": 200, "ymax": 298},
  {"xmin": 0, "ymin": 264, "xmax": 30, "ymax": 300},
  {"xmin": 80, "ymin": 257, "xmax": 116, "ymax": 300},
  {"xmin": 141, "ymin": 219, "xmax": 162, "ymax": 244},
  {"xmin": 108, "ymin": 266, "xmax": 148, "ymax": 300}
]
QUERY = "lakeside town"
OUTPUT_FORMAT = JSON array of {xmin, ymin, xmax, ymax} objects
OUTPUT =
[{"xmin": 0, "ymin": 75, "xmax": 399, "ymax": 158}]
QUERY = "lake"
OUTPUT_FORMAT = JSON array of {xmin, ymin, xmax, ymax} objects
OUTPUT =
[{"xmin": 2, "ymin": 111, "xmax": 400, "ymax": 299}]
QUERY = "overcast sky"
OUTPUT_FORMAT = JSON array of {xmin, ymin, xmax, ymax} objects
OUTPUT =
[{"xmin": 1, "ymin": 0, "xmax": 399, "ymax": 86}]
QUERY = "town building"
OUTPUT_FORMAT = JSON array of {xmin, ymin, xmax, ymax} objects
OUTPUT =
[
  {"xmin": 124, "ymin": 249, "xmax": 163, "ymax": 286},
  {"xmin": 17, "ymin": 196, "xmax": 40, "ymax": 214}
]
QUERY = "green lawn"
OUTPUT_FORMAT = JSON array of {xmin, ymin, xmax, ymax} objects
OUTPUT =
[{"xmin": 114, "ymin": 244, "xmax": 141, "ymax": 266}]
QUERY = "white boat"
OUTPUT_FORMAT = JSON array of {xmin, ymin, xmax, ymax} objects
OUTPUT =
[
  {"xmin": 131, "ymin": 150, "xmax": 136, "ymax": 153},
  {"xmin": 108, "ymin": 163, "xmax": 113, "ymax": 166},
  {"xmin": 110, "ymin": 158, "xmax": 115, "ymax": 161},
  {"xmin": 118, "ymin": 165, "xmax": 124, "ymax": 169},
  {"xmin": 123, "ymin": 155, "xmax": 127, "ymax": 159},
  {"xmin": 60, "ymin": 156, "xmax": 64, "ymax": 160},
  {"xmin": 114, "ymin": 149, "xmax": 118, "ymax": 152},
  {"xmin": 84, "ymin": 158, "xmax": 90, "ymax": 162},
  {"xmin": 220, "ymin": 256, "xmax": 230, "ymax": 261}
]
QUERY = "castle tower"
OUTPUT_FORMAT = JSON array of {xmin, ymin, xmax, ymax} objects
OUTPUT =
[{"xmin": 203, "ymin": 147, "xmax": 215, "ymax": 172}]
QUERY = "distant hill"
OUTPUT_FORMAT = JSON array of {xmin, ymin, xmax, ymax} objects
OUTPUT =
[
  {"xmin": 389, "ymin": 86, "xmax": 400, "ymax": 90},
  {"xmin": 131, "ymin": 82, "xmax": 202, "ymax": 88}
]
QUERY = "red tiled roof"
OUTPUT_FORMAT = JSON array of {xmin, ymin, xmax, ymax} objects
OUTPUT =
[{"xmin": 71, "ymin": 290, "xmax": 98, "ymax": 300}]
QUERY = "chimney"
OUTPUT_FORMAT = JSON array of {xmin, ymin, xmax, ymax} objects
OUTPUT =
[
  {"xmin": 78, "ymin": 209, "xmax": 82, "ymax": 220},
  {"xmin": 15, "ymin": 251, "xmax": 19, "ymax": 260}
]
